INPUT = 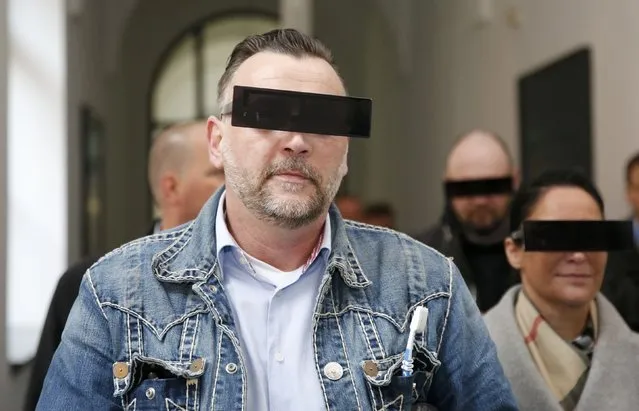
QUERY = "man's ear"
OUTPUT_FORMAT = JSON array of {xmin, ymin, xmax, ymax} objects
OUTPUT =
[
  {"xmin": 504, "ymin": 237, "xmax": 523, "ymax": 270},
  {"xmin": 159, "ymin": 173, "xmax": 180, "ymax": 206},
  {"xmin": 511, "ymin": 167, "xmax": 521, "ymax": 190},
  {"xmin": 207, "ymin": 116, "xmax": 224, "ymax": 169}
]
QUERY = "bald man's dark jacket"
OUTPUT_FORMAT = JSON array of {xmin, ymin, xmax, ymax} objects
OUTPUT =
[
  {"xmin": 23, "ymin": 256, "xmax": 97, "ymax": 411},
  {"xmin": 415, "ymin": 211, "xmax": 519, "ymax": 313},
  {"xmin": 601, "ymin": 220, "xmax": 639, "ymax": 332}
]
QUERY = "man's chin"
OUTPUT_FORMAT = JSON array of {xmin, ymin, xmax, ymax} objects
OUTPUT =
[
  {"xmin": 267, "ymin": 177, "xmax": 316, "ymax": 193},
  {"xmin": 465, "ymin": 221, "xmax": 499, "ymax": 236}
]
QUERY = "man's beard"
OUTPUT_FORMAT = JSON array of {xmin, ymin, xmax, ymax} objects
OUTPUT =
[
  {"xmin": 221, "ymin": 144, "xmax": 346, "ymax": 229},
  {"xmin": 458, "ymin": 206, "xmax": 509, "ymax": 245},
  {"xmin": 462, "ymin": 207, "xmax": 503, "ymax": 234}
]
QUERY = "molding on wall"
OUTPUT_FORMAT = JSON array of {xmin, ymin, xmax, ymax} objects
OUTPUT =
[{"xmin": 374, "ymin": 0, "xmax": 413, "ymax": 76}]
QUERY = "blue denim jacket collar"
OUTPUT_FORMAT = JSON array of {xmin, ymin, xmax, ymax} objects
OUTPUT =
[{"xmin": 151, "ymin": 186, "xmax": 371, "ymax": 288}]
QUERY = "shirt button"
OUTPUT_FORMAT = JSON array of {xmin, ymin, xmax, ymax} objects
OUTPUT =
[
  {"xmin": 275, "ymin": 352, "xmax": 285, "ymax": 362},
  {"xmin": 323, "ymin": 362, "xmax": 344, "ymax": 381},
  {"xmin": 145, "ymin": 387, "xmax": 155, "ymax": 400}
]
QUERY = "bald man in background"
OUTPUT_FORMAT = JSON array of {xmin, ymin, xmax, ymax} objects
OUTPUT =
[
  {"xmin": 24, "ymin": 120, "xmax": 223, "ymax": 410},
  {"xmin": 148, "ymin": 121, "xmax": 225, "ymax": 230},
  {"xmin": 416, "ymin": 130, "xmax": 519, "ymax": 312}
]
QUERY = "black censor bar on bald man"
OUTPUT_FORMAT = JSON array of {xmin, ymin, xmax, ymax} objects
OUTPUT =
[
  {"xmin": 224, "ymin": 86, "xmax": 372, "ymax": 138},
  {"xmin": 521, "ymin": 220, "xmax": 635, "ymax": 252},
  {"xmin": 444, "ymin": 177, "xmax": 513, "ymax": 198}
]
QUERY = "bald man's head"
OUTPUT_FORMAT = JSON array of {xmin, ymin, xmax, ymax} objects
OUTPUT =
[
  {"xmin": 444, "ymin": 130, "xmax": 517, "ymax": 236},
  {"xmin": 148, "ymin": 121, "xmax": 224, "ymax": 229},
  {"xmin": 445, "ymin": 130, "xmax": 513, "ymax": 179}
]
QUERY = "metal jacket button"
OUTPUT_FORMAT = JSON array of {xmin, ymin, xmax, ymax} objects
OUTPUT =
[
  {"xmin": 225, "ymin": 363, "xmax": 238, "ymax": 374},
  {"xmin": 363, "ymin": 361, "xmax": 378, "ymax": 377},
  {"xmin": 112, "ymin": 362, "xmax": 129, "ymax": 379},
  {"xmin": 145, "ymin": 387, "xmax": 155, "ymax": 400},
  {"xmin": 189, "ymin": 358, "xmax": 204, "ymax": 373},
  {"xmin": 323, "ymin": 362, "xmax": 344, "ymax": 381}
]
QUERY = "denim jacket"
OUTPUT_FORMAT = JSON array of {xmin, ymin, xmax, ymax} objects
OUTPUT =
[{"xmin": 38, "ymin": 189, "xmax": 518, "ymax": 410}]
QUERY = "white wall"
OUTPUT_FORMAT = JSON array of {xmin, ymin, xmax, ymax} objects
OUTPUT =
[
  {"xmin": 404, "ymin": 0, "xmax": 639, "ymax": 231},
  {"xmin": 6, "ymin": 0, "xmax": 67, "ymax": 364},
  {"xmin": 0, "ymin": 0, "xmax": 9, "ymax": 403}
]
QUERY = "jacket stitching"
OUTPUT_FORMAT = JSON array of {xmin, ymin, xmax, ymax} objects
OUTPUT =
[
  {"xmin": 127, "ymin": 313, "xmax": 133, "ymax": 361},
  {"xmin": 438, "ymin": 258, "xmax": 454, "ymax": 353},
  {"xmin": 367, "ymin": 312, "xmax": 387, "ymax": 358},
  {"xmin": 165, "ymin": 398, "xmax": 187, "ymax": 411},
  {"xmin": 211, "ymin": 327, "xmax": 222, "ymax": 410},
  {"xmin": 179, "ymin": 317, "xmax": 190, "ymax": 362},
  {"xmin": 87, "ymin": 270, "xmax": 108, "ymax": 320},
  {"xmin": 357, "ymin": 312, "xmax": 375, "ymax": 358},
  {"xmin": 101, "ymin": 302, "xmax": 208, "ymax": 339},
  {"xmin": 356, "ymin": 312, "xmax": 386, "ymax": 407},
  {"xmin": 137, "ymin": 317, "xmax": 144, "ymax": 356},
  {"xmin": 330, "ymin": 286, "xmax": 363, "ymax": 410},
  {"xmin": 379, "ymin": 393, "xmax": 403, "ymax": 411},
  {"xmin": 315, "ymin": 294, "xmax": 450, "ymax": 331},
  {"xmin": 190, "ymin": 315, "xmax": 199, "ymax": 360}
]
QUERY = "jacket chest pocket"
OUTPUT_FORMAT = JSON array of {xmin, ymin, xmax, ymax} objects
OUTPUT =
[
  {"xmin": 361, "ymin": 350, "xmax": 440, "ymax": 411},
  {"xmin": 361, "ymin": 353, "xmax": 417, "ymax": 411},
  {"xmin": 114, "ymin": 356, "xmax": 206, "ymax": 411}
]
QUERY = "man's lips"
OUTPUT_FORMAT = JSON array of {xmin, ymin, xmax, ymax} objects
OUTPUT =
[
  {"xmin": 277, "ymin": 171, "xmax": 306, "ymax": 178},
  {"xmin": 272, "ymin": 171, "xmax": 311, "ymax": 182}
]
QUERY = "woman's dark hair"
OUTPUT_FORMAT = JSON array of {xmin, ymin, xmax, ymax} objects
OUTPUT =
[{"xmin": 509, "ymin": 169, "xmax": 605, "ymax": 234}]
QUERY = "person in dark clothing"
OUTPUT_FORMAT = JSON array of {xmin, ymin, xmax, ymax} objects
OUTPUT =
[
  {"xmin": 24, "ymin": 120, "xmax": 224, "ymax": 410},
  {"xmin": 364, "ymin": 202, "xmax": 395, "ymax": 228},
  {"xmin": 416, "ymin": 130, "xmax": 519, "ymax": 312},
  {"xmin": 23, "ymin": 256, "xmax": 96, "ymax": 410},
  {"xmin": 600, "ymin": 152, "xmax": 639, "ymax": 332}
]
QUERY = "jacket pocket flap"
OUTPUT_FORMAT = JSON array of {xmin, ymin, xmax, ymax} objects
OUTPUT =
[
  {"xmin": 112, "ymin": 355, "xmax": 206, "ymax": 396},
  {"xmin": 360, "ymin": 353, "xmax": 404, "ymax": 387}
]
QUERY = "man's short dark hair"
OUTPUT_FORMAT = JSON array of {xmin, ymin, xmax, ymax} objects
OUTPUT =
[
  {"xmin": 626, "ymin": 151, "xmax": 639, "ymax": 184},
  {"xmin": 509, "ymin": 168, "xmax": 604, "ymax": 233},
  {"xmin": 217, "ymin": 28, "xmax": 341, "ymax": 106}
]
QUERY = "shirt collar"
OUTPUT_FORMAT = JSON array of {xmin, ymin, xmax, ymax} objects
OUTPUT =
[
  {"xmin": 152, "ymin": 185, "xmax": 370, "ymax": 288},
  {"xmin": 215, "ymin": 190, "xmax": 332, "ymax": 266}
]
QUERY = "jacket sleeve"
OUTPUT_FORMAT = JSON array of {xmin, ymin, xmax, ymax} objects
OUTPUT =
[
  {"xmin": 36, "ymin": 270, "xmax": 121, "ymax": 410},
  {"xmin": 427, "ymin": 262, "xmax": 518, "ymax": 410}
]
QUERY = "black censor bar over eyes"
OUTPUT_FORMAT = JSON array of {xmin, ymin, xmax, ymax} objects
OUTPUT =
[
  {"xmin": 521, "ymin": 220, "xmax": 635, "ymax": 252},
  {"xmin": 444, "ymin": 177, "xmax": 513, "ymax": 198},
  {"xmin": 224, "ymin": 86, "xmax": 373, "ymax": 138}
]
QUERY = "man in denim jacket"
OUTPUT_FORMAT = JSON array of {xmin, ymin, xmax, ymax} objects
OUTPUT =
[{"xmin": 38, "ymin": 29, "xmax": 517, "ymax": 410}]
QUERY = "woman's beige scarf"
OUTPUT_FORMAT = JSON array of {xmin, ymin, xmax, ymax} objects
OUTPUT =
[{"xmin": 515, "ymin": 291, "xmax": 598, "ymax": 411}]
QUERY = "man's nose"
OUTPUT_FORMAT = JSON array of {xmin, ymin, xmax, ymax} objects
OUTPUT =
[
  {"xmin": 469, "ymin": 195, "xmax": 490, "ymax": 205},
  {"xmin": 283, "ymin": 133, "xmax": 311, "ymax": 156}
]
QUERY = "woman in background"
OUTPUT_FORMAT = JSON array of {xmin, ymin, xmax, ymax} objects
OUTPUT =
[{"xmin": 484, "ymin": 169, "xmax": 639, "ymax": 410}]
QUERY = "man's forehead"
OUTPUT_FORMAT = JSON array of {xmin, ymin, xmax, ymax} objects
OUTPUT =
[
  {"xmin": 446, "ymin": 139, "xmax": 511, "ymax": 179},
  {"xmin": 230, "ymin": 51, "xmax": 345, "ymax": 96}
]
